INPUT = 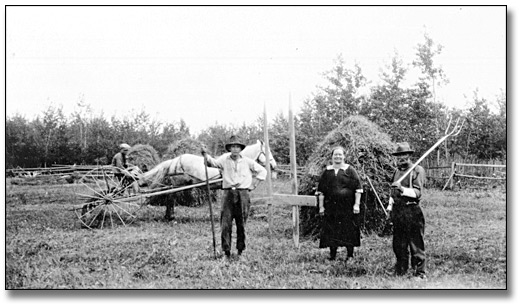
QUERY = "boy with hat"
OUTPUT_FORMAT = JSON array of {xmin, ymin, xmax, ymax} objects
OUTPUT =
[
  {"xmin": 202, "ymin": 135, "xmax": 267, "ymax": 259},
  {"xmin": 387, "ymin": 142, "xmax": 427, "ymax": 279}
]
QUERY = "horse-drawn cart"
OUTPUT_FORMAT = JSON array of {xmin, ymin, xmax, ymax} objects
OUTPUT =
[
  {"xmin": 71, "ymin": 141, "xmax": 277, "ymax": 230},
  {"xmin": 71, "ymin": 165, "xmax": 222, "ymax": 229}
]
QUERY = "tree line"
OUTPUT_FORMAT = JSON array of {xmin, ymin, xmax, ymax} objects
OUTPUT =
[{"xmin": 6, "ymin": 32, "xmax": 506, "ymax": 169}]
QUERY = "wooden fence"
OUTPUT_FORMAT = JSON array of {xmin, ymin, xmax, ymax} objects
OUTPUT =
[
  {"xmin": 8, "ymin": 158, "xmax": 506, "ymax": 191},
  {"xmin": 275, "ymin": 164, "xmax": 306, "ymax": 179},
  {"xmin": 422, "ymin": 158, "xmax": 506, "ymax": 190},
  {"xmin": 6, "ymin": 164, "xmax": 117, "ymax": 184},
  {"xmin": 8, "ymin": 163, "xmax": 306, "ymax": 182}
]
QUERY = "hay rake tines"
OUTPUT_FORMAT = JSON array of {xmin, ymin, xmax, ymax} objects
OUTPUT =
[
  {"xmin": 395, "ymin": 116, "xmax": 464, "ymax": 184},
  {"xmin": 73, "ymin": 166, "xmax": 145, "ymax": 230}
]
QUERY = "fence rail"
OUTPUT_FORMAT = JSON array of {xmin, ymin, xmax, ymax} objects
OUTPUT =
[
  {"xmin": 454, "ymin": 173, "xmax": 505, "ymax": 180},
  {"xmin": 455, "ymin": 163, "xmax": 506, "ymax": 168},
  {"xmin": 417, "ymin": 157, "xmax": 507, "ymax": 191},
  {"xmin": 6, "ymin": 164, "xmax": 117, "ymax": 185},
  {"xmin": 440, "ymin": 162, "xmax": 506, "ymax": 190},
  {"xmin": 8, "ymin": 160, "xmax": 506, "ymax": 191},
  {"xmin": 7, "ymin": 165, "xmax": 102, "ymax": 174},
  {"xmin": 275, "ymin": 164, "xmax": 306, "ymax": 178}
]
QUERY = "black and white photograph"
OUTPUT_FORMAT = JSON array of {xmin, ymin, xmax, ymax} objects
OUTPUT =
[{"xmin": 3, "ymin": 3, "xmax": 511, "ymax": 293}]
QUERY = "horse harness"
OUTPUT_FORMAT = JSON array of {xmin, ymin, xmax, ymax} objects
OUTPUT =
[
  {"xmin": 253, "ymin": 141, "xmax": 267, "ymax": 166},
  {"xmin": 172, "ymin": 155, "xmax": 187, "ymax": 176}
]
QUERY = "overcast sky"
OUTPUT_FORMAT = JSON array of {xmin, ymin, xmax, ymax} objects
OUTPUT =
[{"xmin": 6, "ymin": 5, "xmax": 506, "ymax": 134}]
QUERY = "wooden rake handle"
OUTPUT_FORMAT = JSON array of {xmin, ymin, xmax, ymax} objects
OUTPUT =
[
  {"xmin": 395, "ymin": 117, "xmax": 464, "ymax": 184},
  {"xmin": 203, "ymin": 157, "xmax": 217, "ymax": 259},
  {"xmin": 366, "ymin": 176, "xmax": 388, "ymax": 216}
]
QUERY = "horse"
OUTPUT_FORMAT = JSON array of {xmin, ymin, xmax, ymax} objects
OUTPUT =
[
  {"xmin": 241, "ymin": 139, "xmax": 277, "ymax": 173},
  {"xmin": 136, "ymin": 140, "xmax": 277, "ymax": 220}
]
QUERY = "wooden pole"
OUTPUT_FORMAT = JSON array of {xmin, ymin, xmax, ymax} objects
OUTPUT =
[
  {"xmin": 263, "ymin": 103, "xmax": 274, "ymax": 242},
  {"xmin": 442, "ymin": 162, "xmax": 456, "ymax": 191},
  {"xmin": 454, "ymin": 173, "xmax": 506, "ymax": 180},
  {"xmin": 83, "ymin": 179, "xmax": 223, "ymax": 205},
  {"xmin": 366, "ymin": 176, "xmax": 388, "ymax": 216},
  {"xmin": 203, "ymin": 158, "xmax": 217, "ymax": 259},
  {"xmin": 288, "ymin": 93, "xmax": 300, "ymax": 248},
  {"xmin": 444, "ymin": 162, "xmax": 457, "ymax": 190},
  {"xmin": 455, "ymin": 163, "xmax": 506, "ymax": 168}
]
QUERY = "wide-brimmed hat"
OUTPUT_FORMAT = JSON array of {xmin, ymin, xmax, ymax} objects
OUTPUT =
[
  {"xmin": 119, "ymin": 143, "xmax": 131, "ymax": 150},
  {"xmin": 392, "ymin": 142, "xmax": 414, "ymax": 155},
  {"xmin": 225, "ymin": 135, "xmax": 246, "ymax": 152}
]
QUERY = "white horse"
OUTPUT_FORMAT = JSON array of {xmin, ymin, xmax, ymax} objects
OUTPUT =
[
  {"xmin": 139, "ymin": 139, "xmax": 276, "ymax": 188},
  {"xmin": 241, "ymin": 139, "xmax": 277, "ymax": 173},
  {"xmin": 136, "ymin": 140, "xmax": 277, "ymax": 219}
]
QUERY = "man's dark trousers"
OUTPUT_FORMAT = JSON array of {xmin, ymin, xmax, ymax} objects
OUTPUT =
[
  {"xmin": 392, "ymin": 203, "xmax": 426, "ymax": 275},
  {"xmin": 221, "ymin": 189, "xmax": 251, "ymax": 253}
]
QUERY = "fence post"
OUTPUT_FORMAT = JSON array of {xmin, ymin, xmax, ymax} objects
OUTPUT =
[
  {"xmin": 442, "ymin": 162, "xmax": 456, "ymax": 191},
  {"xmin": 263, "ymin": 103, "xmax": 274, "ymax": 244},
  {"xmin": 289, "ymin": 94, "xmax": 300, "ymax": 248},
  {"xmin": 449, "ymin": 162, "xmax": 456, "ymax": 190}
]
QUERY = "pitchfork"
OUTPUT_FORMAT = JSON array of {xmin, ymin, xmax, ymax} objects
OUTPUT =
[{"xmin": 394, "ymin": 116, "xmax": 464, "ymax": 184}]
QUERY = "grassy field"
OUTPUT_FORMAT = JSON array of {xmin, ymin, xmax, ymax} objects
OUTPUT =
[{"xmin": 4, "ymin": 178, "xmax": 506, "ymax": 289}]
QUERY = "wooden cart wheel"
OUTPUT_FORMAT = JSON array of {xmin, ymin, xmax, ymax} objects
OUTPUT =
[{"xmin": 73, "ymin": 166, "xmax": 146, "ymax": 229}]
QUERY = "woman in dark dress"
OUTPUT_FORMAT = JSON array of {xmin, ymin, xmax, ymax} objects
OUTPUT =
[{"xmin": 316, "ymin": 146, "xmax": 363, "ymax": 261}]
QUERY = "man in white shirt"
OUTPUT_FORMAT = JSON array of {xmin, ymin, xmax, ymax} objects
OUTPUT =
[{"xmin": 202, "ymin": 135, "xmax": 267, "ymax": 259}]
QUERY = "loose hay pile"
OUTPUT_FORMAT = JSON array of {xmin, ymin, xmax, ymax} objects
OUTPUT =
[
  {"xmin": 298, "ymin": 115, "xmax": 396, "ymax": 236},
  {"xmin": 127, "ymin": 144, "xmax": 161, "ymax": 173},
  {"xmin": 163, "ymin": 137, "xmax": 204, "ymax": 160}
]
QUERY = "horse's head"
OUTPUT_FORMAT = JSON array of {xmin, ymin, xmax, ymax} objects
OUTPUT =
[
  {"xmin": 242, "ymin": 140, "xmax": 277, "ymax": 172},
  {"xmin": 258, "ymin": 140, "xmax": 278, "ymax": 171}
]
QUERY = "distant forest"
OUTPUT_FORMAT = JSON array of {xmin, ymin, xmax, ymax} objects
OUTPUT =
[{"xmin": 6, "ymin": 33, "xmax": 506, "ymax": 169}]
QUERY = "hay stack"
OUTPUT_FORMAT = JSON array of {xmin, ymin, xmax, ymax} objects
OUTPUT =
[
  {"xmin": 163, "ymin": 137, "xmax": 203, "ymax": 160},
  {"xmin": 298, "ymin": 115, "xmax": 396, "ymax": 236},
  {"xmin": 127, "ymin": 144, "xmax": 161, "ymax": 172}
]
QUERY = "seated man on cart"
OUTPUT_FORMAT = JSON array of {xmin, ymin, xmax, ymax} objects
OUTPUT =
[{"xmin": 112, "ymin": 143, "xmax": 140, "ymax": 193}]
